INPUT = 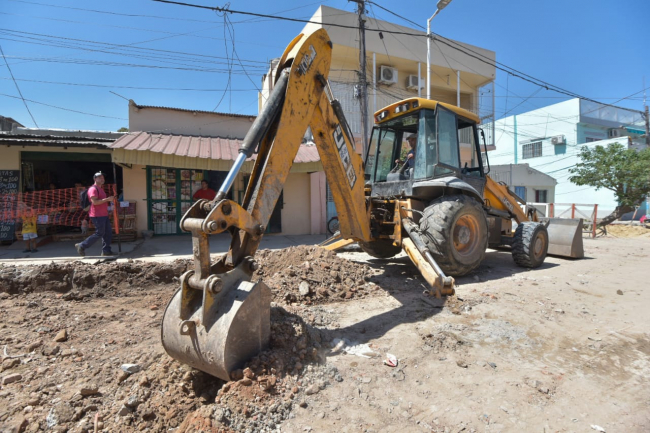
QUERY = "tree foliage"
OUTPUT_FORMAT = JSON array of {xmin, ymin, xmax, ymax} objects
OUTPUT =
[
  {"xmin": 117, "ymin": 127, "xmax": 129, "ymax": 132},
  {"xmin": 569, "ymin": 142, "xmax": 650, "ymax": 207}
]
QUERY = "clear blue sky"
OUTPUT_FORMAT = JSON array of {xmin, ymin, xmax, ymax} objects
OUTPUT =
[{"xmin": 1, "ymin": 0, "xmax": 648, "ymax": 131}]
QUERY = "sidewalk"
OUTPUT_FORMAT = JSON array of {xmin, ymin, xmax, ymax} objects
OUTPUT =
[{"xmin": 0, "ymin": 233, "xmax": 330, "ymax": 266}]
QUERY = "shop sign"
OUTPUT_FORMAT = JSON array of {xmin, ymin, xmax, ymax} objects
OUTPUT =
[{"xmin": 0, "ymin": 170, "xmax": 19, "ymax": 241}]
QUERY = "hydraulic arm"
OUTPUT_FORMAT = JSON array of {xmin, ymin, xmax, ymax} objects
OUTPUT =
[{"xmin": 162, "ymin": 29, "xmax": 374, "ymax": 381}]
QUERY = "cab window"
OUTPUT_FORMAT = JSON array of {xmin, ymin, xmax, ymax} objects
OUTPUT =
[
  {"xmin": 370, "ymin": 128, "xmax": 397, "ymax": 182},
  {"xmin": 436, "ymin": 107, "xmax": 460, "ymax": 175},
  {"xmin": 458, "ymin": 119, "xmax": 482, "ymax": 177}
]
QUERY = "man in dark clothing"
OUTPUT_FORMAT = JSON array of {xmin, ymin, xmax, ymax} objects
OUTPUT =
[{"xmin": 395, "ymin": 133, "xmax": 417, "ymax": 169}]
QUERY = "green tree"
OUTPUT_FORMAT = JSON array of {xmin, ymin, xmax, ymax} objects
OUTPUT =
[
  {"xmin": 117, "ymin": 127, "xmax": 129, "ymax": 132},
  {"xmin": 568, "ymin": 142, "xmax": 650, "ymax": 226}
]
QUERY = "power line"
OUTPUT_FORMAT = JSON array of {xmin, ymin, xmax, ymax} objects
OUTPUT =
[
  {"xmin": 0, "ymin": 76, "xmax": 256, "ymax": 92},
  {"xmin": 0, "ymin": 28, "xmax": 269, "ymax": 67},
  {"xmin": 0, "ymin": 44, "xmax": 38, "ymax": 127},
  {"xmin": 0, "ymin": 76, "xmax": 257, "ymax": 92},
  {"xmin": 6, "ymin": 0, "xmax": 329, "ymax": 26},
  {"xmin": 0, "ymin": 92, "xmax": 127, "ymax": 120},
  {"xmin": 364, "ymin": 0, "xmax": 644, "ymax": 115},
  {"xmin": 2, "ymin": 54, "xmax": 262, "ymax": 75}
]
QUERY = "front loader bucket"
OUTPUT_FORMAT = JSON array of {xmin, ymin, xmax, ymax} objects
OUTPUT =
[
  {"xmin": 161, "ymin": 266, "xmax": 271, "ymax": 381},
  {"xmin": 542, "ymin": 218, "xmax": 584, "ymax": 259}
]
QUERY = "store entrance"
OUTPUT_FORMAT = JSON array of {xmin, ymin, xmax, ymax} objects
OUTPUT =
[
  {"xmin": 147, "ymin": 167, "xmax": 233, "ymax": 235},
  {"xmin": 19, "ymin": 151, "xmax": 123, "ymax": 237},
  {"xmin": 21, "ymin": 151, "xmax": 121, "ymax": 192}
]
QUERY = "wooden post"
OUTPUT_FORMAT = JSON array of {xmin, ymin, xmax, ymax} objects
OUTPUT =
[
  {"xmin": 592, "ymin": 204, "xmax": 598, "ymax": 238},
  {"xmin": 549, "ymin": 203, "xmax": 554, "ymax": 218},
  {"xmin": 571, "ymin": 203, "xmax": 576, "ymax": 219}
]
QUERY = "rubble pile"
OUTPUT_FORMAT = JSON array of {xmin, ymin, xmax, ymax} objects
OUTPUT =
[
  {"xmin": 0, "ymin": 260, "xmax": 190, "ymax": 295},
  {"xmin": 255, "ymin": 245, "xmax": 379, "ymax": 305},
  {"xmin": 0, "ymin": 246, "xmax": 365, "ymax": 432}
]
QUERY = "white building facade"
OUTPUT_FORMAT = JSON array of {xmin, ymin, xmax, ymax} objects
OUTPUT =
[
  {"xmin": 261, "ymin": 5, "xmax": 497, "ymax": 151},
  {"xmin": 488, "ymin": 98, "xmax": 647, "ymax": 216}
]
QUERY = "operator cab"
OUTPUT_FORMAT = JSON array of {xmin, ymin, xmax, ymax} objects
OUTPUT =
[{"xmin": 365, "ymin": 98, "xmax": 487, "ymax": 199}]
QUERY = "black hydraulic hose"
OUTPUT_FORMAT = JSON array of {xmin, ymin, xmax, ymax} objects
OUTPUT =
[
  {"xmin": 213, "ymin": 70, "xmax": 289, "ymax": 203},
  {"xmin": 239, "ymin": 70, "xmax": 289, "ymax": 158}
]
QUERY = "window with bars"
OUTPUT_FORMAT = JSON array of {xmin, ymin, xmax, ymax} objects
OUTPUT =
[{"xmin": 522, "ymin": 141, "xmax": 542, "ymax": 159}]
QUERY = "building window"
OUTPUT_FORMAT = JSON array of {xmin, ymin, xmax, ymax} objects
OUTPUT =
[
  {"xmin": 514, "ymin": 186, "xmax": 526, "ymax": 201},
  {"xmin": 522, "ymin": 141, "xmax": 542, "ymax": 159},
  {"xmin": 535, "ymin": 189, "xmax": 548, "ymax": 203},
  {"xmin": 585, "ymin": 137, "xmax": 598, "ymax": 143}
]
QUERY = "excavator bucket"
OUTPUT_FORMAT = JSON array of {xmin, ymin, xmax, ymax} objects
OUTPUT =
[
  {"xmin": 161, "ymin": 258, "xmax": 271, "ymax": 381},
  {"xmin": 542, "ymin": 218, "xmax": 584, "ymax": 259}
]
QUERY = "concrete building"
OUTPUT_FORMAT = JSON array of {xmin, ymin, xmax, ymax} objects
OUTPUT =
[
  {"xmin": 260, "ymin": 6, "xmax": 497, "ymax": 225},
  {"xmin": 487, "ymin": 98, "xmax": 647, "ymax": 216},
  {"xmin": 489, "ymin": 163, "xmax": 557, "ymax": 205},
  {"xmin": 0, "ymin": 126, "xmax": 123, "ymax": 244},
  {"xmin": 110, "ymin": 101, "xmax": 327, "ymax": 236},
  {"xmin": 261, "ymin": 5, "xmax": 497, "ymax": 149},
  {"xmin": 0, "ymin": 127, "xmax": 122, "ymax": 190}
]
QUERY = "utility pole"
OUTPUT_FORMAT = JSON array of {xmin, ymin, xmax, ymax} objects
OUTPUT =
[
  {"xmin": 351, "ymin": 0, "xmax": 369, "ymax": 157},
  {"xmin": 643, "ymin": 77, "xmax": 650, "ymax": 147},
  {"xmin": 645, "ymin": 104, "xmax": 650, "ymax": 147}
]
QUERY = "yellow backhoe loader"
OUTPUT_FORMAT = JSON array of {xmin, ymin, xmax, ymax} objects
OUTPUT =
[{"xmin": 161, "ymin": 28, "xmax": 583, "ymax": 380}]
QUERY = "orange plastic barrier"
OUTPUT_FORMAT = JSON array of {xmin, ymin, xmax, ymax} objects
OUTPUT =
[{"xmin": 2, "ymin": 184, "xmax": 118, "ymax": 228}]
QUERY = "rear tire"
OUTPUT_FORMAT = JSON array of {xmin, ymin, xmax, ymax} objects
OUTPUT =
[
  {"xmin": 512, "ymin": 222, "xmax": 548, "ymax": 268},
  {"xmin": 359, "ymin": 240, "xmax": 401, "ymax": 259},
  {"xmin": 420, "ymin": 195, "xmax": 488, "ymax": 277}
]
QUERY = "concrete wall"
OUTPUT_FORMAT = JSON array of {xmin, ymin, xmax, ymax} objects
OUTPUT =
[
  {"xmin": 280, "ymin": 173, "xmax": 312, "ymax": 236},
  {"xmin": 489, "ymin": 164, "xmax": 557, "ymax": 203},
  {"xmin": 121, "ymin": 165, "xmax": 321, "ymax": 236},
  {"xmin": 0, "ymin": 146, "xmax": 111, "ymax": 172},
  {"xmin": 310, "ymin": 172, "xmax": 326, "ymax": 235},
  {"xmin": 302, "ymin": 6, "xmax": 495, "ymax": 81},
  {"xmin": 121, "ymin": 164, "xmax": 148, "ymax": 234},
  {"xmin": 259, "ymin": 6, "xmax": 496, "ymax": 142},
  {"xmin": 129, "ymin": 102, "xmax": 255, "ymax": 139}
]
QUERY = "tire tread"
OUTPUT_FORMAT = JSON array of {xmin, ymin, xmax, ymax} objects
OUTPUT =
[{"xmin": 420, "ymin": 195, "xmax": 488, "ymax": 277}]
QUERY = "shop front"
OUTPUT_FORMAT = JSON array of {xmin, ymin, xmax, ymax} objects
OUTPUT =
[
  {"xmin": 111, "ymin": 132, "xmax": 325, "ymax": 237},
  {"xmin": 0, "ymin": 130, "xmax": 123, "ymax": 243}
]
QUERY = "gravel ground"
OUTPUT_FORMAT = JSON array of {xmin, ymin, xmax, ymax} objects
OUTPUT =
[{"xmin": 1, "ymin": 238, "xmax": 649, "ymax": 432}]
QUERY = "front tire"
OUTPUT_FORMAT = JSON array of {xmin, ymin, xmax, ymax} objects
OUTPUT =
[
  {"xmin": 420, "ymin": 195, "xmax": 488, "ymax": 277},
  {"xmin": 512, "ymin": 222, "xmax": 548, "ymax": 268}
]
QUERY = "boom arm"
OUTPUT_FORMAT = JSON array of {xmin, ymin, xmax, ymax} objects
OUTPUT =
[
  {"xmin": 484, "ymin": 175, "xmax": 538, "ymax": 224},
  {"xmin": 179, "ymin": 28, "xmax": 370, "ymax": 285}
]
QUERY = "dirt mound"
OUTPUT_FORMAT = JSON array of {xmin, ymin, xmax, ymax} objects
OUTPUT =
[
  {"xmin": 176, "ymin": 306, "xmax": 340, "ymax": 432},
  {"xmin": 605, "ymin": 223, "xmax": 650, "ymax": 238},
  {"xmin": 0, "ymin": 260, "xmax": 191, "ymax": 295},
  {"xmin": 0, "ymin": 284, "xmax": 339, "ymax": 433},
  {"xmin": 1, "ymin": 246, "xmax": 378, "ymax": 308},
  {"xmin": 255, "ymin": 245, "xmax": 378, "ymax": 305}
]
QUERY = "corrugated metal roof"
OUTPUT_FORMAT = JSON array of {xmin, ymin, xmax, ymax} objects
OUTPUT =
[
  {"xmin": 0, "ymin": 132, "xmax": 116, "ymax": 148},
  {"xmin": 110, "ymin": 131, "xmax": 320, "ymax": 164},
  {"xmin": 130, "ymin": 102, "xmax": 256, "ymax": 119}
]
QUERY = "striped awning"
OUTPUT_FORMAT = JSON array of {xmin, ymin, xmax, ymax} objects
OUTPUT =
[{"xmin": 110, "ymin": 131, "xmax": 322, "ymax": 173}]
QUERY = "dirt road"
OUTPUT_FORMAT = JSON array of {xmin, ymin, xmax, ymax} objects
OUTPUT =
[{"xmin": 1, "ymin": 236, "xmax": 649, "ymax": 432}]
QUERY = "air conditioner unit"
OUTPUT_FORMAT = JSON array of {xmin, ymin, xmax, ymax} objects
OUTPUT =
[
  {"xmin": 550, "ymin": 135, "xmax": 565, "ymax": 145},
  {"xmin": 608, "ymin": 128, "xmax": 623, "ymax": 138},
  {"xmin": 406, "ymin": 75, "xmax": 424, "ymax": 91},
  {"xmin": 378, "ymin": 65, "xmax": 398, "ymax": 85}
]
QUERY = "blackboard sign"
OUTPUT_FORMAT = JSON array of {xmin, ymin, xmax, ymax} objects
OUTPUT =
[{"xmin": 0, "ymin": 170, "xmax": 19, "ymax": 242}]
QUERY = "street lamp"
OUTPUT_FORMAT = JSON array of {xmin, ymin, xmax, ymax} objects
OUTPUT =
[{"xmin": 427, "ymin": 0, "xmax": 453, "ymax": 100}]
